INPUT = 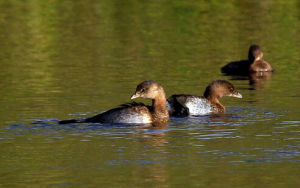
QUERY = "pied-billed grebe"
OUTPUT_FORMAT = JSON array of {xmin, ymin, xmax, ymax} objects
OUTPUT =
[
  {"xmin": 221, "ymin": 45, "xmax": 273, "ymax": 75},
  {"xmin": 167, "ymin": 80, "xmax": 242, "ymax": 116},
  {"xmin": 249, "ymin": 47, "xmax": 273, "ymax": 72},
  {"xmin": 59, "ymin": 81, "xmax": 169, "ymax": 125}
]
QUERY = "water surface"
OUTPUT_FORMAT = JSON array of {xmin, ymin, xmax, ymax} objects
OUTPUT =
[{"xmin": 0, "ymin": 0, "xmax": 299, "ymax": 187}]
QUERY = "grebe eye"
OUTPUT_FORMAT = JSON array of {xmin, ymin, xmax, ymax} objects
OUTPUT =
[{"xmin": 141, "ymin": 88, "xmax": 146, "ymax": 93}]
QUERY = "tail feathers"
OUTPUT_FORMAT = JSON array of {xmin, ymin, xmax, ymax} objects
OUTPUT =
[{"xmin": 59, "ymin": 119, "xmax": 84, "ymax": 124}]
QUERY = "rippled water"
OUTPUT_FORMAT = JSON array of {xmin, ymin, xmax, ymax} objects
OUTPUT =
[{"xmin": 0, "ymin": 0, "xmax": 300, "ymax": 187}]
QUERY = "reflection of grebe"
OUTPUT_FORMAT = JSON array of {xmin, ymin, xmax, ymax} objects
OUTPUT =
[
  {"xmin": 221, "ymin": 45, "xmax": 273, "ymax": 75},
  {"xmin": 167, "ymin": 80, "xmax": 242, "ymax": 116},
  {"xmin": 249, "ymin": 71, "xmax": 272, "ymax": 90},
  {"xmin": 59, "ymin": 81, "xmax": 169, "ymax": 126},
  {"xmin": 134, "ymin": 131, "xmax": 168, "ymax": 184}
]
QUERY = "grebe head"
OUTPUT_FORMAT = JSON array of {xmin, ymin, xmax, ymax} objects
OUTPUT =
[{"xmin": 131, "ymin": 80, "xmax": 165, "ymax": 100}]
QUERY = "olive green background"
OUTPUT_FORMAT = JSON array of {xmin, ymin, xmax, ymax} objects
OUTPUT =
[{"xmin": 0, "ymin": 0, "xmax": 299, "ymax": 187}]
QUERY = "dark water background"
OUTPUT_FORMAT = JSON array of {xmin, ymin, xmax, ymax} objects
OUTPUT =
[{"xmin": 0, "ymin": 0, "xmax": 299, "ymax": 187}]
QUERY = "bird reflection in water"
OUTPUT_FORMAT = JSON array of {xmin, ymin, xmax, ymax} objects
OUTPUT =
[
  {"xmin": 133, "ymin": 123, "xmax": 169, "ymax": 185},
  {"xmin": 249, "ymin": 71, "xmax": 272, "ymax": 90}
]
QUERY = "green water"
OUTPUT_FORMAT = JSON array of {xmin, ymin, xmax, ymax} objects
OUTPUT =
[{"xmin": 0, "ymin": 0, "xmax": 299, "ymax": 187}]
